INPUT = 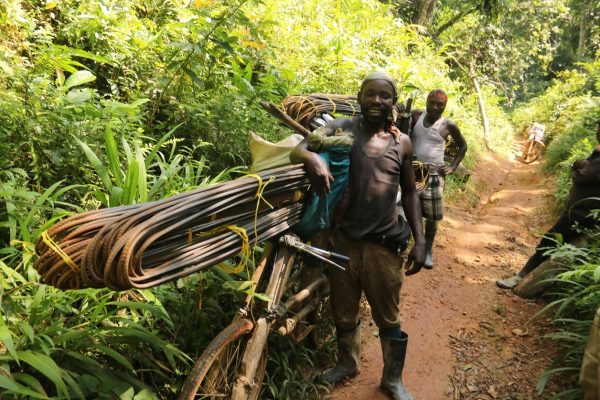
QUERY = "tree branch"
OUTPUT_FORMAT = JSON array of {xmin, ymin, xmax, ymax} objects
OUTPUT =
[{"xmin": 433, "ymin": 7, "xmax": 477, "ymax": 38}]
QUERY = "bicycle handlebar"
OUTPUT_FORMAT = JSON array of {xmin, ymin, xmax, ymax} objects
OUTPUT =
[{"xmin": 279, "ymin": 234, "xmax": 348, "ymax": 270}]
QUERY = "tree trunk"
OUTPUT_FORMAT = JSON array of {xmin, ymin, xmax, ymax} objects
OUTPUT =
[
  {"xmin": 470, "ymin": 71, "xmax": 491, "ymax": 150},
  {"xmin": 577, "ymin": 3, "xmax": 591, "ymax": 59},
  {"xmin": 412, "ymin": 0, "xmax": 438, "ymax": 25}
]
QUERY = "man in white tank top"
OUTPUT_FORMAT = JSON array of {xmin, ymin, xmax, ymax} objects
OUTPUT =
[{"xmin": 410, "ymin": 89, "xmax": 468, "ymax": 269}]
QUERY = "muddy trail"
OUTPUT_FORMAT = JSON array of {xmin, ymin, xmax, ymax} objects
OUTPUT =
[{"xmin": 329, "ymin": 145, "xmax": 560, "ymax": 400}]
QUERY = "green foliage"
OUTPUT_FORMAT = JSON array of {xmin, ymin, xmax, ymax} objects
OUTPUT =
[
  {"xmin": 0, "ymin": 169, "xmax": 190, "ymax": 398},
  {"xmin": 261, "ymin": 335, "xmax": 333, "ymax": 400},
  {"xmin": 533, "ymin": 220, "xmax": 600, "ymax": 399},
  {"xmin": 0, "ymin": 147, "xmax": 252, "ymax": 398},
  {"xmin": 511, "ymin": 58, "xmax": 599, "ymax": 210},
  {"xmin": 6, "ymin": 0, "xmax": 589, "ymax": 397},
  {"xmin": 0, "ymin": 277, "xmax": 191, "ymax": 399},
  {"xmin": 0, "ymin": 0, "xmax": 290, "ymax": 185}
]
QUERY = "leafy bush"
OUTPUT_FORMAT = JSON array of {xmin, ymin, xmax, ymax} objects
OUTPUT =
[
  {"xmin": 0, "ymin": 138, "xmax": 248, "ymax": 397},
  {"xmin": 511, "ymin": 59, "xmax": 600, "ymax": 138},
  {"xmin": 534, "ymin": 218, "xmax": 600, "ymax": 399}
]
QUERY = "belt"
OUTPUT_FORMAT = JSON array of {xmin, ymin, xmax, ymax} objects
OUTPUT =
[{"xmin": 362, "ymin": 233, "xmax": 407, "ymax": 255}]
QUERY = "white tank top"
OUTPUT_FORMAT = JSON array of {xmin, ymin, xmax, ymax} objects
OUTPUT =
[{"xmin": 412, "ymin": 112, "xmax": 446, "ymax": 172}]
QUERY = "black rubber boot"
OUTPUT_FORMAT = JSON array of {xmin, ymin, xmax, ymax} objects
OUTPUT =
[
  {"xmin": 423, "ymin": 219, "xmax": 437, "ymax": 269},
  {"xmin": 423, "ymin": 239, "xmax": 434, "ymax": 269},
  {"xmin": 320, "ymin": 325, "xmax": 360, "ymax": 384},
  {"xmin": 496, "ymin": 273, "xmax": 524, "ymax": 289},
  {"xmin": 380, "ymin": 332, "xmax": 413, "ymax": 400}
]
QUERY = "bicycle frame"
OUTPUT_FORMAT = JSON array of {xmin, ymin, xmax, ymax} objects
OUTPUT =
[
  {"xmin": 179, "ymin": 233, "xmax": 348, "ymax": 400},
  {"xmin": 230, "ymin": 234, "xmax": 346, "ymax": 399},
  {"xmin": 521, "ymin": 139, "xmax": 545, "ymax": 164}
]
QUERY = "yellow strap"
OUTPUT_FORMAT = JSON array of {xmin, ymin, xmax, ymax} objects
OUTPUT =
[
  {"xmin": 245, "ymin": 173, "xmax": 274, "ymax": 209},
  {"xmin": 293, "ymin": 190, "xmax": 303, "ymax": 202},
  {"xmin": 343, "ymin": 98, "xmax": 357, "ymax": 117},
  {"xmin": 241, "ymin": 172, "xmax": 276, "ymax": 271},
  {"xmin": 412, "ymin": 160, "xmax": 429, "ymax": 192},
  {"xmin": 200, "ymin": 225, "xmax": 249, "ymax": 274},
  {"xmin": 325, "ymin": 95, "xmax": 336, "ymax": 114},
  {"xmin": 41, "ymin": 230, "xmax": 79, "ymax": 272}
]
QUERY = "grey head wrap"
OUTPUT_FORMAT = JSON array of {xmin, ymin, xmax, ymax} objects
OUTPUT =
[{"xmin": 359, "ymin": 71, "xmax": 397, "ymax": 100}]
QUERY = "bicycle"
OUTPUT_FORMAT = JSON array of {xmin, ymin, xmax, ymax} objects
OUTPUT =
[
  {"xmin": 521, "ymin": 138, "xmax": 545, "ymax": 164},
  {"xmin": 179, "ymin": 233, "xmax": 348, "ymax": 400},
  {"xmin": 520, "ymin": 123, "xmax": 546, "ymax": 164}
]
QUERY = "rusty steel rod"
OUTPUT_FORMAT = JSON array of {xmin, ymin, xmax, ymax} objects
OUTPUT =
[{"xmin": 34, "ymin": 165, "xmax": 311, "ymax": 290}]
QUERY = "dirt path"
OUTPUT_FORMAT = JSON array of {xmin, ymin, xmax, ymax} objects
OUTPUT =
[{"xmin": 330, "ymin": 146, "xmax": 559, "ymax": 399}]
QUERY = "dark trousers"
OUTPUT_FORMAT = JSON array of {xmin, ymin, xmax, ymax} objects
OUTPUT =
[{"xmin": 520, "ymin": 214, "xmax": 596, "ymax": 275}]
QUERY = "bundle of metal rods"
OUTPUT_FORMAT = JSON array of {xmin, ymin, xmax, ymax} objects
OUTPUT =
[
  {"xmin": 281, "ymin": 94, "xmax": 361, "ymax": 129},
  {"xmin": 34, "ymin": 165, "xmax": 310, "ymax": 291}
]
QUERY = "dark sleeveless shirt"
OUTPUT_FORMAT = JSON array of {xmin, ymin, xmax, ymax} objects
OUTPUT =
[{"xmin": 340, "ymin": 118, "xmax": 404, "ymax": 239}]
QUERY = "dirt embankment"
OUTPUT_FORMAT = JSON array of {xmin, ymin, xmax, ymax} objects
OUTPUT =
[{"xmin": 330, "ymin": 147, "xmax": 560, "ymax": 400}]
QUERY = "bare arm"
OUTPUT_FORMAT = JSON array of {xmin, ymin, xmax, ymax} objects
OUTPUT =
[
  {"xmin": 443, "ymin": 120, "xmax": 468, "ymax": 175},
  {"xmin": 398, "ymin": 134, "xmax": 425, "ymax": 275},
  {"xmin": 572, "ymin": 157, "xmax": 600, "ymax": 185},
  {"xmin": 409, "ymin": 110, "xmax": 423, "ymax": 141},
  {"xmin": 289, "ymin": 118, "xmax": 350, "ymax": 195}
]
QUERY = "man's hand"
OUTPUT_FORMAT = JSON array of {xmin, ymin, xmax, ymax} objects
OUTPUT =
[
  {"xmin": 405, "ymin": 240, "xmax": 425, "ymax": 276},
  {"xmin": 304, "ymin": 152, "xmax": 334, "ymax": 196},
  {"xmin": 442, "ymin": 165, "xmax": 455, "ymax": 176},
  {"xmin": 572, "ymin": 159, "xmax": 589, "ymax": 171}
]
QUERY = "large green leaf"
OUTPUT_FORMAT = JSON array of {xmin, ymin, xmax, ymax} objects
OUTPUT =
[
  {"xmin": 72, "ymin": 135, "xmax": 112, "ymax": 192},
  {"xmin": 133, "ymin": 388, "xmax": 159, "ymax": 400},
  {"xmin": 12, "ymin": 373, "xmax": 47, "ymax": 397},
  {"xmin": 105, "ymin": 123, "xmax": 123, "ymax": 187},
  {"xmin": 0, "ymin": 317, "xmax": 18, "ymax": 362},
  {"xmin": 90, "ymin": 344, "xmax": 135, "ymax": 372},
  {"xmin": 109, "ymin": 186, "xmax": 124, "ymax": 207},
  {"xmin": 17, "ymin": 350, "xmax": 69, "ymax": 397},
  {"xmin": 123, "ymin": 160, "xmax": 140, "ymax": 205},
  {"xmin": 0, "ymin": 374, "xmax": 48, "ymax": 398},
  {"xmin": 63, "ymin": 70, "xmax": 96, "ymax": 90},
  {"xmin": 135, "ymin": 145, "xmax": 147, "ymax": 203},
  {"xmin": 52, "ymin": 329, "xmax": 91, "ymax": 345}
]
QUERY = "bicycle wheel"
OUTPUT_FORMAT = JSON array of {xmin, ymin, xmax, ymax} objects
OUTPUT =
[
  {"xmin": 522, "ymin": 140, "xmax": 543, "ymax": 163},
  {"xmin": 521, "ymin": 140, "xmax": 533, "ymax": 163},
  {"xmin": 179, "ymin": 318, "xmax": 267, "ymax": 400}
]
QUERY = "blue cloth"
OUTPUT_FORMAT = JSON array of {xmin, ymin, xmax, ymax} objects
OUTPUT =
[{"xmin": 293, "ymin": 146, "xmax": 351, "ymax": 239}]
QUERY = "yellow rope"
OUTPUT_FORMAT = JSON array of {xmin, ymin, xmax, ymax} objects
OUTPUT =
[
  {"xmin": 200, "ymin": 225, "xmax": 250, "ymax": 274},
  {"xmin": 186, "ymin": 173, "xmax": 280, "ymax": 276},
  {"xmin": 412, "ymin": 160, "xmax": 430, "ymax": 193},
  {"xmin": 41, "ymin": 230, "xmax": 79, "ymax": 272},
  {"xmin": 343, "ymin": 98, "xmax": 357, "ymax": 116},
  {"xmin": 245, "ymin": 173, "xmax": 275, "ymax": 209},
  {"xmin": 325, "ymin": 95, "xmax": 337, "ymax": 114},
  {"xmin": 293, "ymin": 190, "xmax": 303, "ymax": 202}
]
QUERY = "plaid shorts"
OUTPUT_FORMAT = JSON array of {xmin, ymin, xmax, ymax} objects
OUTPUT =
[{"xmin": 419, "ymin": 174, "xmax": 444, "ymax": 220}]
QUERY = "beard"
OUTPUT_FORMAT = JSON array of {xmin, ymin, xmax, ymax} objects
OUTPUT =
[{"xmin": 361, "ymin": 105, "xmax": 392, "ymax": 124}]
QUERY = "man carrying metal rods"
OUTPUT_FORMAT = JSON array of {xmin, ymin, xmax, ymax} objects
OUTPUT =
[
  {"xmin": 409, "ymin": 89, "xmax": 468, "ymax": 269},
  {"xmin": 291, "ymin": 71, "xmax": 425, "ymax": 400}
]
